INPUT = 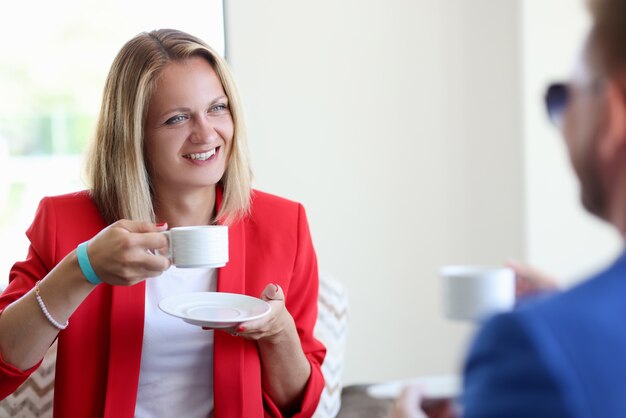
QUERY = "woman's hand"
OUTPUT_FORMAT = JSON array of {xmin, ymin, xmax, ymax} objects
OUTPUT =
[
  {"xmin": 216, "ymin": 283, "xmax": 310, "ymax": 413},
  {"xmin": 87, "ymin": 220, "xmax": 171, "ymax": 286},
  {"xmin": 0, "ymin": 219, "xmax": 170, "ymax": 370},
  {"xmin": 507, "ymin": 260, "xmax": 559, "ymax": 297},
  {"xmin": 230, "ymin": 284, "xmax": 293, "ymax": 343}
]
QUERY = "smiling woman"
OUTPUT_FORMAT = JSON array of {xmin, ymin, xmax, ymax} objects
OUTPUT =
[{"xmin": 0, "ymin": 29, "xmax": 325, "ymax": 418}]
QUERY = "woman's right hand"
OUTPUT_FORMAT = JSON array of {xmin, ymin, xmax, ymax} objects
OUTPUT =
[{"xmin": 86, "ymin": 220, "xmax": 171, "ymax": 286}]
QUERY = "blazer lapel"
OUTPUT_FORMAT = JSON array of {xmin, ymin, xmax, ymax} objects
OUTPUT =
[
  {"xmin": 214, "ymin": 186, "xmax": 247, "ymax": 417},
  {"xmin": 215, "ymin": 185, "xmax": 245, "ymax": 295},
  {"xmin": 103, "ymin": 282, "xmax": 146, "ymax": 418}
]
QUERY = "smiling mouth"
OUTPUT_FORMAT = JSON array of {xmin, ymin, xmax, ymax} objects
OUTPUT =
[{"xmin": 183, "ymin": 147, "xmax": 219, "ymax": 161}]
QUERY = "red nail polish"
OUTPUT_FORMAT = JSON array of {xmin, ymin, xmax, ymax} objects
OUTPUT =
[
  {"xmin": 156, "ymin": 222, "xmax": 166, "ymax": 227},
  {"xmin": 237, "ymin": 326, "xmax": 245, "ymax": 333}
]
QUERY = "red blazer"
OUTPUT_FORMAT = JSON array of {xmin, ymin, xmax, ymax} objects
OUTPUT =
[{"xmin": 0, "ymin": 189, "xmax": 326, "ymax": 418}]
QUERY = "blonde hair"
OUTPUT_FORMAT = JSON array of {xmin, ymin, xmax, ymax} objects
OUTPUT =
[{"xmin": 86, "ymin": 29, "xmax": 252, "ymax": 225}]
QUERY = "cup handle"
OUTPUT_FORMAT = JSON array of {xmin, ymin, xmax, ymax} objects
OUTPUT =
[{"xmin": 159, "ymin": 230, "xmax": 173, "ymax": 262}]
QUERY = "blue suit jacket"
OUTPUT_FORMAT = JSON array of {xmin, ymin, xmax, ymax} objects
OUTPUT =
[{"xmin": 463, "ymin": 251, "xmax": 626, "ymax": 418}]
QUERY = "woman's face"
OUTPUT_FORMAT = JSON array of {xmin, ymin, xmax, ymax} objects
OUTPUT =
[{"xmin": 144, "ymin": 56, "xmax": 233, "ymax": 195}]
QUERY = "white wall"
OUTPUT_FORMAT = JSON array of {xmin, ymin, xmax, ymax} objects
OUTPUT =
[
  {"xmin": 521, "ymin": 0, "xmax": 622, "ymax": 284},
  {"xmin": 225, "ymin": 0, "xmax": 524, "ymax": 384}
]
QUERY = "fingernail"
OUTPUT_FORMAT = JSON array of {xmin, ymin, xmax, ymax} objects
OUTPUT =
[
  {"xmin": 273, "ymin": 284, "xmax": 279, "ymax": 294},
  {"xmin": 237, "ymin": 326, "xmax": 245, "ymax": 333},
  {"xmin": 156, "ymin": 222, "xmax": 166, "ymax": 227}
]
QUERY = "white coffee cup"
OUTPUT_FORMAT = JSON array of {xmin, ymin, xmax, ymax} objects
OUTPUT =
[
  {"xmin": 162, "ymin": 225, "xmax": 228, "ymax": 268},
  {"xmin": 440, "ymin": 265, "xmax": 515, "ymax": 321}
]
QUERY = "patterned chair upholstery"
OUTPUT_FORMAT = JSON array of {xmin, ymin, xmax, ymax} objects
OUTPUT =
[
  {"xmin": 0, "ymin": 342, "xmax": 56, "ymax": 418},
  {"xmin": 0, "ymin": 273, "xmax": 348, "ymax": 418},
  {"xmin": 313, "ymin": 273, "xmax": 349, "ymax": 418}
]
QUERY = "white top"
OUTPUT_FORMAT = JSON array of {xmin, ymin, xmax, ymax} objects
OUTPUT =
[{"xmin": 135, "ymin": 267, "xmax": 217, "ymax": 418}]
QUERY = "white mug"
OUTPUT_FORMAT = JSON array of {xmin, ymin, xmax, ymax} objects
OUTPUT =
[
  {"xmin": 162, "ymin": 225, "xmax": 228, "ymax": 268},
  {"xmin": 440, "ymin": 265, "xmax": 515, "ymax": 321}
]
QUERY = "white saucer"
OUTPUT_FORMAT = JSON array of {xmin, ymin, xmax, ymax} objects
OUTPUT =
[
  {"xmin": 366, "ymin": 375, "xmax": 460, "ymax": 400},
  {"xmin": 159, "ymin": 292, "xmax": 271, "ymax": 328}
]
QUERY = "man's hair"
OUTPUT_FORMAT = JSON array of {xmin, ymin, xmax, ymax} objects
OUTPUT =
[
  {"xmin": 86, "ymin": 29, "xmax": 252, "ymax": 225},
  {"xmin": 588, "ymin": 0, "xmax": 626, "ymax": 73}
]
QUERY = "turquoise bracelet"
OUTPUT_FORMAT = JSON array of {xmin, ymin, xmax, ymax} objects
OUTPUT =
[{"xmin": 77, "ymin": 241, "xmax": 102, "ymax": 285}]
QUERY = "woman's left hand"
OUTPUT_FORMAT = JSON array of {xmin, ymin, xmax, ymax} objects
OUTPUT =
[
  {"xmin": 230, "ymin": 283, "xmax": 295, "ymax": 343},
  {"xmin": 226, "ymin": 283, "xmax": 310, "ymax": 412}
]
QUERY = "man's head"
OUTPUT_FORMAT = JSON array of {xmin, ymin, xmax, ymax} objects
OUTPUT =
[{"xmin": 548, "ymin": 0, "xmax": 626, "ymax": 225}]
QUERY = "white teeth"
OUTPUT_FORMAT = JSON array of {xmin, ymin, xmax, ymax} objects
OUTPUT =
[{"xmin": 185, "ymin": 148, "xmax": 217, "ymax": 161}]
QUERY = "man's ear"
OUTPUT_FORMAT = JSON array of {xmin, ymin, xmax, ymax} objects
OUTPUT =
[{"xmin": 598, "ymin": 78, "xmax": 626, "ymax": 162}]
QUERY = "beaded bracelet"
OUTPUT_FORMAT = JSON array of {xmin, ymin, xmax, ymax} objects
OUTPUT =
[{"xmin": 34, "ymin": 281, "xmax": 69, "ymax": 330}]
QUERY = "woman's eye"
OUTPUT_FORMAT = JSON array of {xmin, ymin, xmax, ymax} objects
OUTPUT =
[
  {"xmin": 165, "ymin": 114, "xmax": 187, "ymax": 125},
  {"xmin": 211, "ymin": 103, "xmax": 229, "ymax": 112}
]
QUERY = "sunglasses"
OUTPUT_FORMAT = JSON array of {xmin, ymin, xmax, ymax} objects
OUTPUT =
[{"xmin": 545, "ymin": 82, "xmax": 568, "ymax": 127}]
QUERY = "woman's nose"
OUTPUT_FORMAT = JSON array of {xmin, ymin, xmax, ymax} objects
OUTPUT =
[{"xmin": 189, "ymin": 115, "xmax": 218, "ymax": 144}]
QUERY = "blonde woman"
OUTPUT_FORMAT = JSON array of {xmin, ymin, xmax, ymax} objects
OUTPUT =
[{"xmin": 0, "ymin": 29, "xmax": 325, "ymax": 418}]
